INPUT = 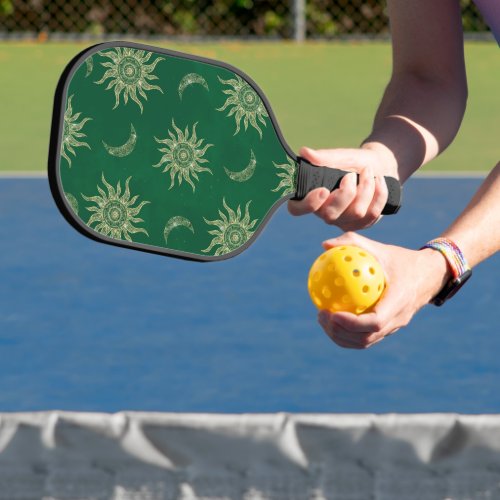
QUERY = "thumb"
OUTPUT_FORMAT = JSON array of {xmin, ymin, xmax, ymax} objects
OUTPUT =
[
  {"xmin": 299, "ymin": 147, "xmax": 365, "ymax": 170},
  {"xmin": 322, "ymin": 231, "xmax": 367, "ymax": 250},
  {"xmin": 321, "ymin": 233, "xmax": 388, "ymax": 269},
  {"xmin": 299, "ymin": 146, "xmax": 325, "ymax": 165}
]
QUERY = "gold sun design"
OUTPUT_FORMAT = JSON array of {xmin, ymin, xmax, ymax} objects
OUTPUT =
[
  {"xmin": 95, "ymin": 47, "xmax": 164, "ymax": 113},
  {"xmin": 271, "ymin": 157, "xmax": 297, "ymax": 196},
  {"xmin": 217, "ymin": 75, "xmax": 269, "ymax": 139},
  {"xmin": 202, "ymin": 198, "xmax": 258, "ymax": 256},
  {"xmin": 61, "ymin": 95, "xmax": 91, "ymax": 167},
  {"xmin": 82, "ymin": 174, "xmax": 150, "ymax": 242},
  {"xmin": 153, "ymin": 119, "xmax": 213, "ymax": 192}
]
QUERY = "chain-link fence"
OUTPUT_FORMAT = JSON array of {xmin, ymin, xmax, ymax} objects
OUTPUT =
[{"xmin": 0, "ymin": 0, "xmax": 491, "ymax": 40}]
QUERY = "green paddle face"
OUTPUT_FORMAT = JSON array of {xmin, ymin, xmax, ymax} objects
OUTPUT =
[
  {"xmin": 49, "ymin": 41, "xmax": 298, "ymax": 261},
  {"xmin": 50, "ymin": 41, "xmax": 402, "ymax": 261}
]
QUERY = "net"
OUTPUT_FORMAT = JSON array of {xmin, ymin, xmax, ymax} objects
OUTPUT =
[{"xmin": 1, "ymin": 412, "xmax": 500, "ymax": 499}]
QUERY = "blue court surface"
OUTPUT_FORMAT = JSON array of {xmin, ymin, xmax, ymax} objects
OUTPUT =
[{"xmin": 0, "ymin": 176, "xmax": 498, "ymax": 413}]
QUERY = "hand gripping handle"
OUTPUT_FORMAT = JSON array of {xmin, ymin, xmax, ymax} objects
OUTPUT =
[{"xmin": 292, "ymin": 157, "xmax": 402, "ymax": 215}]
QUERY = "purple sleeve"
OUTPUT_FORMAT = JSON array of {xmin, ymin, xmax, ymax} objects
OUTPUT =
[{"xmin": 473, "ymin": 0, "xmax": 500, "ymax": 45}]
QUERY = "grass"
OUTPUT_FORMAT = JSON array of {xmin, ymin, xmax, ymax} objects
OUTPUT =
[{"xmin": 0, "ymin": 40, "xmax": 497, "ymax": 172}]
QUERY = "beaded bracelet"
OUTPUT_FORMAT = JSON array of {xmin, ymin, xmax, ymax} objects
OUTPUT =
[
  {"xmin": 420, "ymin": 237, "xmax": 472, "ymax": 306},
  {"xmin": 421, "ymin": 238, "xmax": 470, "ymax": 278}
]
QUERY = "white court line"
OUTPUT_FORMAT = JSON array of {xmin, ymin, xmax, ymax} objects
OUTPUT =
[
  {"xmin": 0, "ymin": 171, "xmax": 47, "ymax": 178},
  {"xmin": 0, "ymin": 170, "xmax": 488, "ymax": 179},
  {"xmin": 414, "ymin": 170, "xmax": 487, "ymax": 178}
]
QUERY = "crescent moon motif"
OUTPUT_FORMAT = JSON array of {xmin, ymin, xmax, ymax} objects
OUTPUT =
[
  {"xmin": 164, "ymin": 216, "xmax": 195, "ymax": 244},
  {"xmin": 178, "ymin": 73, "xmax": 209, "ymax": 100},
  {"xmin": 102, "ymin": 124, "xmax": 137, "ymax": 157},
  {"xmin": 224, "ymin": 150, "xmax": 257, "ymax": 182},
  {"xmin": 85, "ymin": 56, "xmax": 93, "ymax": 78}
]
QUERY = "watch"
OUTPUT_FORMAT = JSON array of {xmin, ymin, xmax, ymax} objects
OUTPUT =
[{"xmin": 421, "ymin": 238, "xmax": 472, "ymax": 306}]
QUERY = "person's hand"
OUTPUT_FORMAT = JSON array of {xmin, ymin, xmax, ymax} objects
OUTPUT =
[
  {"xmin": 288, "ymin": 145, "xmax": 398, "ymax": 231},
  {"xmin": 316, "ymin": 232, "xmax": 451, "ymax": 349}
]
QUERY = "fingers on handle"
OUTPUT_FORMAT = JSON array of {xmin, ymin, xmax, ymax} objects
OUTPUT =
[
  {"xmin": 288, "ymin": 188, "xmax": 330, "ymax": 216},
  {"xmin": 368, "ymin": 175, "xmax": 389, "ymax": 218},
  {"xmin": 314, "ymin": 172, "xmax": 357, "ymax": 224}
]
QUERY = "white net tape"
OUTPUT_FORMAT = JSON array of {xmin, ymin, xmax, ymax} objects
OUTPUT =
[{"xmin": 0, "ymin": 412, "xmax": 500, "ymax": 499}]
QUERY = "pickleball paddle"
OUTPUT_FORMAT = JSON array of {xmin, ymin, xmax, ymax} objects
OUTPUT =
[{"xmin": 48, "ymin": 41, "xmax": 401, "ymax": 262}]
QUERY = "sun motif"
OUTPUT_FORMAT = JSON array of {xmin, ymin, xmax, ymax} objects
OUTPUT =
[
  {"xmin": 153, "ymin": 120, "xmax": 213, "ymax": 192},
  {"xmin": 82, "ymin": 174, "xmax": 150, "ymax": 242},
  {"xmin": 202, "ymin": 198, "xmax": 258, "ymax": 256},
  {"xmin": 271, "ymin": 157, "xmax": 297, "ymax": 196},
  {"xmin": 61, "ymin": 95, "xmax": 91, "ymax": 167},
  {"xmin": 217, "ymin": 75, "xmax": 269, "ymax": 139},
  {"xmin": 95, "ymin": 47, "xmax": 163, "ymax": 113}
]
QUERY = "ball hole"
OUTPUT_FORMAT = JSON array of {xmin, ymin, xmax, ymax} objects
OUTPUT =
[
  {"xmin": 359, "ymin": 252, "xmax": 367, "ymax": 257},
  {"xmin": 369, "ymin": 267, "xmax": 376, "ymax": 275},
  {"xmin": 313, "ymin": 271, "xmax": 321, "ymax": 282},
  {"xmin": 344, "ymin": 256, "xmax": 352, "ymax": 262},
  {"xmin": 352, "ymin": 269, "xmax": 360, "ymax": 277},
  {"xmin": 313, "ymin": 294, "xmax": 322, "ymax": 308},
  {"xmin": 334, "ymin": 277, "xmax": 344, "ymax": 287},
  {"xmin": 333, "ymin": 303, "xmax": 342, "ymax": 311},
  {"xmin": 378, "ymin": 284, "xmax": 382, "ymax": 291},
  {"xmin": 342, "ymin": 295, "xmax": 351, "ymax": 304},
  {"xmin": 362, "ymin": 285, "xmax": 369, "ymax": 293},
  {"xmin": 322, "ymin": 286, "xmax": 332, "ymax": 299},
  {"xmin": 356, "ymin": 306, "xmax": 366, "ymax": 314}
]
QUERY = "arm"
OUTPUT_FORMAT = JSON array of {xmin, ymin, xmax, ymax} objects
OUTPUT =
[
  {"xmin": 363, "ymin": 0, "xmax": 468, "ymax": 182},
  {"xmin": 289, "ymin": 0, "xmax": 468, "ymax": 226},
  {"xmin": 318, "ymin": 162, "xmax": 500, "ymax": 349},
  {"xmin": 441, "ymin": 162, "xmax": 500, "ymax": 267}
]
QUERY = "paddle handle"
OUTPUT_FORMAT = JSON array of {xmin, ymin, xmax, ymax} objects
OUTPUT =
[{"xmin": 292, "ymin": 157, "xmax": 402, "ymax": 215}]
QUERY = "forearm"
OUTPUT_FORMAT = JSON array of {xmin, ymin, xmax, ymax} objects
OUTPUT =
[
  {"xmin": 362, "ymin": 73, "xmax": 467, "ymax": 182},
  {"xmin": 360, "ymin": 0, "xmax": 467, "ymax": 183},
  {"xmin": 417, "ymin": 162, "xmax": 500, "ymax": 303},
  {"xmin": 441, "ymin": 162, "xmax": 500, "ymax": 267}
]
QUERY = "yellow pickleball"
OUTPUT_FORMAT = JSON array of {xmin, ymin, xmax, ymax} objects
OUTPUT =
[{"xmin": 308, "ymin": 245, "xmax": 385, "ymax": 314}]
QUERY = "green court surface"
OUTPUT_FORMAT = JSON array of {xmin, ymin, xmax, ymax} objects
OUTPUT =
[{"xmin": 0, "ymin": 41, "xmax": 497, "ymax": 173}]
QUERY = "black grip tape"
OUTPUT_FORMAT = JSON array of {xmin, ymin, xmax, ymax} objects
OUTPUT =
[{"xmin": 292, "ymin": 157, "xmax": 402, "ymax": 215}]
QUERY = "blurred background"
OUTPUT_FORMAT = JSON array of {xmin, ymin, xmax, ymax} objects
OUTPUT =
[
  {"xmin": 0, "ymin": 1, "xmax": 497, "ymax": 176},
  {"xmin": 0, "ymin": 0, "xmax": 492, "ymax": 40}
]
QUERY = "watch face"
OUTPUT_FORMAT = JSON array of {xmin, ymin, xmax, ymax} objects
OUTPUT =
[{"xmin": 432, "ymin": 269, "xmax": 472, "ymax": 306}]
